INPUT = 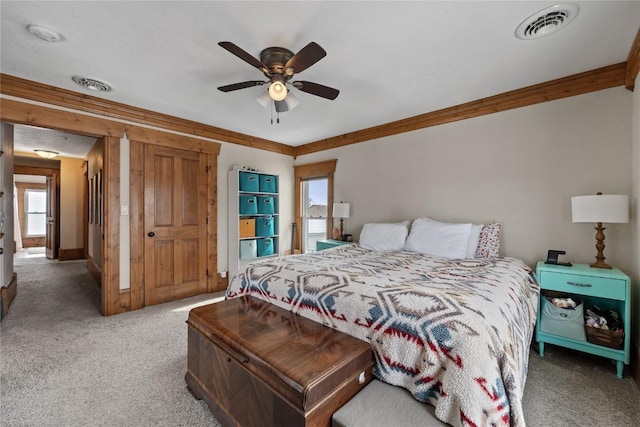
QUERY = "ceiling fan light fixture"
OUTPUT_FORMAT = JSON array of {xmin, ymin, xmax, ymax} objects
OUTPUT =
[
  {"xmin": 268, "ymin": 80, "xmax": 287, "ymax": 101},
  {"xmin": 34, "ymin": 149, "xmax": 59, "ymax": 159},
  {"xmin": 256, "ymin": 91, "xmax": 271, "ymax": 109},
  {"xmin": 283, "ymin": 91, "xmax": 299, "ymax": 110}
]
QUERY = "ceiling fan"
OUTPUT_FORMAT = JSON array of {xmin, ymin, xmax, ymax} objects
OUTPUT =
[{"xmin": 217, "ymin": 41, "xmax": 340, "ymax": 114}]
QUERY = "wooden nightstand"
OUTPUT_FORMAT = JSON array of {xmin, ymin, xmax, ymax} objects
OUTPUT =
[
  {"xmin": 535, "ymin": 261, "xmax": 631, "ymax": 378},
  {"xmin": 316, "ymin": 239, "xmax": 353, "ymax": 251}
]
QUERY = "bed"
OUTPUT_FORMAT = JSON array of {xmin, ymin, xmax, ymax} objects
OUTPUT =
[{"xmin": 225, "ymin": 220, "xmax": 539, "ymax": 427}]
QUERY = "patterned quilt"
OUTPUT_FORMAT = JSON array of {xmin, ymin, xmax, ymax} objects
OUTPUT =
[{"xmin": 225, "ymin": 245, "xmax": 539, "ymax": 427}]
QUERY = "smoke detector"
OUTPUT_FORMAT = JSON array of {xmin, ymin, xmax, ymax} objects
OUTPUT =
[
  {"xmin": 515, "ymin": 4, "xmax": 579, "ymax": 40},
  {"xmin": 27, "ymin": 24, "xmax": 65, "ymax": 42},
  {"xmin": 72, "ymin": 75, "xmax": 113, "ymax": 92}
]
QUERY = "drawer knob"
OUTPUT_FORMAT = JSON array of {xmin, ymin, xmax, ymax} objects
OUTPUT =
[{"xmin": 567, "ymin": 281, "xmax": 592, "ymax": 288}]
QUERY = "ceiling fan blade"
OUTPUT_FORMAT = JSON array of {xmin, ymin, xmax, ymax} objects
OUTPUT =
[
  {"xmin": 218, "ymin": 41, "xmax": 267, "ymax": 71},
  {"xmin": 274, "ymin": 100, "xmax": 288, "ymax": 113},
  {"xmin": 285, "ymin": 42, "xmax": 326, "ymax": 74},
  {"xmin": 293, "ymin": 81, "xmax": 339, "ymax": 100},
  {"xmin": 218, "ymin": 81, "xmax": 266, "ymax": 92}
]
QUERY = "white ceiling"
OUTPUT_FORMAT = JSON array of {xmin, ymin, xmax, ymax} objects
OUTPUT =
[
  {"xmin": 13, "ymin": 126, "xmax": 97, "ymax": 159},
  {"xmin": 1, "ymin": 1, "xmax": 639, "ymax": 148}
]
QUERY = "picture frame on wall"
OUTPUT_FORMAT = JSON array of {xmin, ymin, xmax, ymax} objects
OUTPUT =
[
  {"xmin": 89, "ymin": 176, "xmax": 94, "ymax": 224},
  {"xmin": 97, "ymin": 169, "xmax": 102, "ymax": 227}
]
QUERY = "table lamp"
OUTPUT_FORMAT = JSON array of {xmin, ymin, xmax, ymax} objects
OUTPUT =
[
  {"xmin": 332, "ymin": 202, "xmax": 350, "ymax": 241},
  {"xmin": 571, "ymin": 193, "xmax": 629, "ymax": 269}
]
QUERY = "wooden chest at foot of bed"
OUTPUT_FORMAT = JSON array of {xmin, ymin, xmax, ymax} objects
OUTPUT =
[{"xmin": 185, "ymin": 296, "xmax": 373, "ymax": 427}]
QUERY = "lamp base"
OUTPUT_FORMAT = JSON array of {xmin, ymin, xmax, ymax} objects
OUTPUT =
[
  {"xmin": 590, "ymin": 260, "xmax": 613, "ymax": 269},
  {"xmin": 590, "ymin": 222, "xmax": 612, "ymax": 269}
]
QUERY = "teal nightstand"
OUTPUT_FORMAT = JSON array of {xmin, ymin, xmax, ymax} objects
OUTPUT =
[
  {"xmin": 316, "ymin": 239, "xmax": 352, "ymax": 251},
  {"xmin": 535, "ymin": 261, "xmax": 631, "ymax": 378}
]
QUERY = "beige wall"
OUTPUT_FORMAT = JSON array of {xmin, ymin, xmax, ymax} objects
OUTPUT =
[
  {"xmin": 59, "ymin": 157, "xmax": 85, "ymax": 250},
  {"xmin": 297, "ymin": 87, "xmax": 633, "ymax": 275}
]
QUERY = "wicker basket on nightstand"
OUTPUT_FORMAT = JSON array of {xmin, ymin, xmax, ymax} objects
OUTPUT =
[{"xmin": 585, "ymin": 326, "xmax": 624, "ymax": 349}]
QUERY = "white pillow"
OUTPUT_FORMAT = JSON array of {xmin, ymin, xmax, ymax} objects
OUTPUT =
[
  {"xmin": 467, "ymin": 224, "xmax": 483, "ymax": 258},
  {"xmin": 403, "ymin": 218, "xmax": 472, "ymax": 259},
  {"xmin": 417, "ymin": 218, "xmax": 482, "ymax": 258},
  {"xmin": 359, "ymin": 222, "xmax": 410, "ymax": 251}
]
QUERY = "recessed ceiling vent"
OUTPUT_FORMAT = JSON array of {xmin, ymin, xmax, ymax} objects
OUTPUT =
[
  {"xmin": 515, "ymin": 3, "xmax": 579, "ymax": 40},
  {"xmin": 72, "ymin": 75, "xmax": 113, "ymax": 92}
]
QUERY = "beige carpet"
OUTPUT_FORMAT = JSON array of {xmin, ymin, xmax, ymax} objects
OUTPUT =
[{"xmin": 2, "ymin": 257, "xmax": 639, "ymax": 426}]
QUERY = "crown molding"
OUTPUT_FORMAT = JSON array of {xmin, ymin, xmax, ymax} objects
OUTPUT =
[
  {"xmin": 294, "ymin": 63, "xmax": 627, "ymax": 157},
  {"xmin": 0, "ymin": 74, "xmax": 294, "ymax": 156},
  {"xmin": 1, "ymin": 61, "xmax": 629, "ymax": 159}
]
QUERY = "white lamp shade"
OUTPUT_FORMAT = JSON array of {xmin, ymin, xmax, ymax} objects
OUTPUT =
[
  {"xmin": 256, "ymin": 91, "xmax": 271, "ymax": 109},
  {"xmin": 333, "ymin": 202, "xmax": 350, "ymax": 218},
  {"xmin": 571, "ymin": 194, "xmax": 629, "ymax": 223},
  {"xmin": 283, "ymin": 91, "xmax": 299, "ymax": 110},
  {"xmin": 257, "ymin": 90, "xmax": 298, "ymax": 111}
]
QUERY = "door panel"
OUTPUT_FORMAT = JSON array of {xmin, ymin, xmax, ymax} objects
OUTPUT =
[
  {"xmin": 144, "ymin": 145, "xmax": 208, "ymax": 306},
  {"xmin": 45, "ymin": 174, "xmax": 57, "ymax": 259}
]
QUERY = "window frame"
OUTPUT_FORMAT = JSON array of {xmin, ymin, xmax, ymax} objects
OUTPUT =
[
  {"xmin": 24, "ymin": 188, "xmax": 47, "ymax": 237},
  {"xmin": 293, "ymin": 160, "xmax": 337, "ymax": 253}
]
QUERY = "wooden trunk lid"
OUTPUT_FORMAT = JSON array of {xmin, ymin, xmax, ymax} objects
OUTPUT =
[{"xmin": 187, "ymin": 295, "xmax": 372, "ymax": 411}]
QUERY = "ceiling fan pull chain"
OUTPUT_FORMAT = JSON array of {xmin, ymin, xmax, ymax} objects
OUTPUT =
[{"xmin": 270, "ymin": 100, "xmax": 274, "ymax": 125}]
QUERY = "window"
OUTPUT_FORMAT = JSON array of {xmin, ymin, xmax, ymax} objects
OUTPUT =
[
  {"xmin": 294, "ymin": 160, "xmax": 337, "ymax": 253},
  {"xmin": 302, "ymin": 178, "xmax": 328, "ymax": 252},
  {"xmin": 25, "ymin": 189, "xmax": 46, "ymax": 237}
]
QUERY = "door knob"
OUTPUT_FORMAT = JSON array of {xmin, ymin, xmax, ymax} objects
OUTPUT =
[{"xmin": 147, "ymin": 232, "xmax": 155, "ymax": 237}]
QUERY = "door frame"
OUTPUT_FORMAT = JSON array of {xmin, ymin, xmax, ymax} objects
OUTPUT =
[
  {"xmin": 13, "ymin": 165, "xmax": 60, "ymax": 259},
  {"xmin": 1, "ymin": 98, "xmax": 220, "ymax": 315}
]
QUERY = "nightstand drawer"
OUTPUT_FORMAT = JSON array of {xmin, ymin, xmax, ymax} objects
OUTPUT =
[{"xmin": 538, "ymin": 270, "xmax": 626, "ymax": 300}]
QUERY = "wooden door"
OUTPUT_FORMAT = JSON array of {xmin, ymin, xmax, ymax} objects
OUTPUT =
[
  {"xmin": 143, "ymin": 145, "xmax": 208, "ymax": 306},
  {"xmin": 45, "ymin": 174, "xmax": 57, "ymax": 259}
]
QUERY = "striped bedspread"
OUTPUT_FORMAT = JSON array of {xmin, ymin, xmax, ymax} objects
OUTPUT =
[{"xmin": 226, "ymin": 245, "xmax": 539, "ymax": 427}]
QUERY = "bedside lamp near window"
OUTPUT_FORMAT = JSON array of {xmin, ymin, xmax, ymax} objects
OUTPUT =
[
  {"xmin": 571, "ymin": 193, "xmax": 629, "ymax": 269},
  {"xmin": 333, "ymin": 202, "xmax": 350, "ymax": 241}
]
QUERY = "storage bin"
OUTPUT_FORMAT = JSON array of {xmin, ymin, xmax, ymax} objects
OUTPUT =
[
  {"xmin": 257, "ymin": 238, "xmax": 274, "ymax": 257},
  {"xmin": 257, "ymin": 196, "xmax": 275, "ymax": 214},
  {"xmin": 239, "ymin": 219, "xmax": 255, "ymax": 238},
  {"xmin": 585, "ymin": 326, "xmax": 624, "ymax": 349},
  {"xmin": 259, "ymin": 175, "xmax": 277, "ymax": 193},
  {"xmin": 239, "ymin": 172, "xmax": 259, "ymax": 192},
  {"xmin": 240, "ymin": 239, "xmax": 257, "ymax": 260},
  {"xmin": 540, "ymin": 291, "xmax": 586, "ymax": 341},
  {"xmin": 256, "ymin": 217, "xmax": 275, "ymax": 237},
  {"xmin": 239, "ymin": 195, "xmax": 257, "ymax": 215}
]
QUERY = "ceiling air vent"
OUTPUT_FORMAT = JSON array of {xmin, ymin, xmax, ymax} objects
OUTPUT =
[
  {"xmin": 515, "ymin": 4, "xmax": 579, "ymax": 40},
  {"xmin": 72, "ymin": 75, "xmax": 113, "ymax": 92}
]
